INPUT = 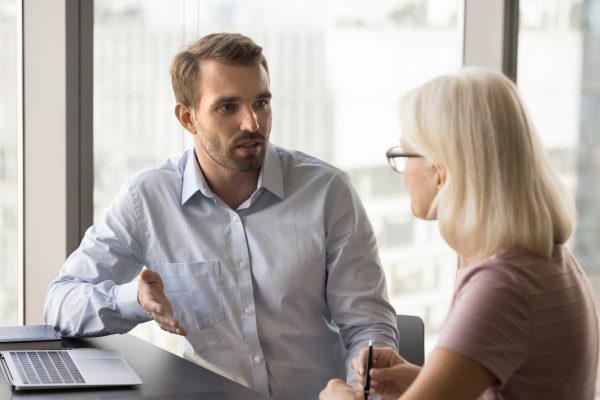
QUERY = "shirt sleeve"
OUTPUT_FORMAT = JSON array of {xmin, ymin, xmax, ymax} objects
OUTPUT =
[
  {"xmin": 43, "ymin": 181, "xmax": 150, "ymax": 337},
  {"xmin": 436, "ymin": 264, "xmax": 531, "ymax": 387},
  {"xmin": 323, "ymin": 171, "xmax": 399, "ymax": 385}
]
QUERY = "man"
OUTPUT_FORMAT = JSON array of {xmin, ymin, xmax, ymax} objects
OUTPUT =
[{"xmin": 44, "ymin": 33, "xmax": 398, "ymax": 399}]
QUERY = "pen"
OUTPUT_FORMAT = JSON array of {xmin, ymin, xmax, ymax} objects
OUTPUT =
[{"xmin": 364, "ymin": 340, "xmax": 373, "ymax": 400}]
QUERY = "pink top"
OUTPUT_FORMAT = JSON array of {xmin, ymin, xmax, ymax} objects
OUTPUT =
[{"xmin": 437, "ymin": 245, "xmax": 599, "ymax": 399}]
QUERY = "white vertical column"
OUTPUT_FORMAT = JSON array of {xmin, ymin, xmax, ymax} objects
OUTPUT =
[
  {"xmin": 22, "ymin": 0, "xmax": 93, "ymax": 324},
  {"xmin": 462, "ymin": 0, "xmax": 519, "ymax": 80},
  {"xmin": 23, "ymin": 0, "xmax": 68, "ymax": 324}
]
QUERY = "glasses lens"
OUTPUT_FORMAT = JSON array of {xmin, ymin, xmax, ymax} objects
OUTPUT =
[
  {"xmin": 386, "ymin": 146, "xmax": 406, "ymax": 173},
  {"xmin": 388, "ymin": 156, "xmax": 406, "ymax": 173}
]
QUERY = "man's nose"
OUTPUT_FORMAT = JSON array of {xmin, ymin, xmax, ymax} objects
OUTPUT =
[{"xmin": 239, "ymin": 106, "xmax": 259, "ymax": 132}]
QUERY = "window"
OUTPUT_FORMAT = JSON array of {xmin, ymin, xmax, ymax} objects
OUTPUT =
[
  {"xmin": 0, "ymin": 0, "xmax": 20, "ymax": 325},
  {"xmin": 518, "ymin": 0, "xmax": 600, "ymax": 390},
  {"xmin": 519, "ymin": 0, "xmax": 599, "ymax": 312},
  {"xmin": 94, "ymin": 0, "xmax": 460, "ymax": 353}
]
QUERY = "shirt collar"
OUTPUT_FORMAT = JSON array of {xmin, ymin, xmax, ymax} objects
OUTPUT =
[
  {"xmin": 181, "ymin": 144, "xmax": 284, "ymax": 206},
  {"xmin": 181, "ymin": 149, "xmax": 213, "ymax": 205},
  {"xmin": 260, "ymin": 143, "xmax": 285, "ymax": 200}
]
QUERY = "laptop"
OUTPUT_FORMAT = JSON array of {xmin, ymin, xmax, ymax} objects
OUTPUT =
[{"xmin": 0, "ymin": 349, "xmax": 142, "ymax": 391}]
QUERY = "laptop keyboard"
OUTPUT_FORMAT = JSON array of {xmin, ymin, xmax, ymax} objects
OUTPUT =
[{"xmin": 9, "ymin": 351, "xmax": 86, "ymax": 385}]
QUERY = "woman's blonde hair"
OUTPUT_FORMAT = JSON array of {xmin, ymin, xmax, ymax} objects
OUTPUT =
[{"xmin": 400, "ymin": 68, "xmax": 574, "ymax": 259}]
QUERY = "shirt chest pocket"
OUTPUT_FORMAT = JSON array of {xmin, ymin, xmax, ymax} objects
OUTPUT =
[{"xmin": 155, "ymin": 261, "xmax": 225, "ymax": 332}]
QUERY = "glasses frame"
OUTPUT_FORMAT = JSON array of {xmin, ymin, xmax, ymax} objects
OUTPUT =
[{"xmin": 386, "ymin": 146, "xmax": 423, "ymax": 173}]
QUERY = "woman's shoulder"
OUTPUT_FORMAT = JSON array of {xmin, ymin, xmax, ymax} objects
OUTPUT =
[
  {"xmin": 457, "ymin": 245, "xmax": 574, "ymax": 290},
  {"xmin": 455, "ymin": 250, "xmax": 527, "ymax": 292}
]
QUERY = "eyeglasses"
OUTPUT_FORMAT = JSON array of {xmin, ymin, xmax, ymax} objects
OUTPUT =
[{"xmin": 386, "ymin": 146, "xmax": 423, "ymax": 173}]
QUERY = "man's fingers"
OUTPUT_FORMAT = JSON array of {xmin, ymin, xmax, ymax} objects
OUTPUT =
[
  {"xmin": 149, "ymin": 308, "xmax": 186, "ymax": 335},
  {"xmin": 151, "ymin": 311, "xmax": 174, "ymax": 325},
  {"xmin": 154, "ymin": 314, "xmax": 177, "ymax": 329},
  {"xmin": 176, "ymin": 326, "xmax": 188, "ymax": 336},
  {"xmin": 155, "ymin": 319, "xmax": 187, "ymax": 336},
  {"xmin": 141, "ymin": 297, "xmax": 168, "ymax": 318},
  {"xmin": 143, "ymin": 300, "xmax": 163, "ymax": 315},
  {"xmin": 157, "ymin": 321, "xmax": 177, "ymax": 334}
]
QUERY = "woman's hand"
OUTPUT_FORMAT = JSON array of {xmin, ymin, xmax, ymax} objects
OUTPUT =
[
  {"xmin": 352, "ymin": 347, "xmax": 421, "ymax": 400},
  {"xmin": 319, "ymin": 379, "xmax": 362, "ymax": 400}
]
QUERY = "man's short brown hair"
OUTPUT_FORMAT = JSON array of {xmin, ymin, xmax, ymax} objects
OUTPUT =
[{"xmin": 170, "ymin": 32, "xmax": 269, "ymax": 107}]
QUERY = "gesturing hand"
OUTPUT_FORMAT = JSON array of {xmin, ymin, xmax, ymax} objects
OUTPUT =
[
  {"xmin": 352, "ymin": 347, "xmax": 421, "ymax": 400},
  {"xmin": 137, "ymin": 268, "xmax": 187, "ymax": 336}
]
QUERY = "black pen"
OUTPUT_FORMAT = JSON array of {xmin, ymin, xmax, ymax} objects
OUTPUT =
[{"xmin": 364, "ymin": 340, "xmax": 373, "ymax": 400}]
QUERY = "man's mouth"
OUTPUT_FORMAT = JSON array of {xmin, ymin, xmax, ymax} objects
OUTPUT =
[
  {"xmin": 236, "ymin": 140, "xmax": 263, "ymax": 148},
  {"xmin": 233, "ymin": 138, "xmax": 264, "ymax": 155}
]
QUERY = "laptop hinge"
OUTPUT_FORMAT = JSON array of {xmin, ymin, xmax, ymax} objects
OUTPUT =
[{"xmin": 0, "ymin": 353, "xmax": 16, "ymax": 387}]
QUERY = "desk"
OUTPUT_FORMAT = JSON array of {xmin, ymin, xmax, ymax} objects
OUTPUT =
[{"xmin": 0, "ymin": 334, "xmax": 272, "ymax": 399}]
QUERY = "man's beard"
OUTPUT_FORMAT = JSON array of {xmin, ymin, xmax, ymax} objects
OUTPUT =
[{"xmin": 202, "ymin": 131, "xmax": 267, "ymax": 172}]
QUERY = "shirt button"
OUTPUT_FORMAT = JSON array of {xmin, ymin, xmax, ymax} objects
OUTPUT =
[
  {"xmin": 239, "ymin": 261, "xmax": 247, "ymax": 269},
  {"xmin": 232, "ymin": 215, "xmax": 239, "ymax": 222},
  {"xmin": 245, "ymin": 308, "xmax": 254, "ymax": 316},
  {"xmin": 254, "ymin": 355, "xmax": 262, "ymax": 364}
]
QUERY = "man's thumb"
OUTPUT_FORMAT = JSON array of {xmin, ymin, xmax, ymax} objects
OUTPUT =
[{"xmin": 140, "ymin": 268, "xmax": 160, "ymax": 283}]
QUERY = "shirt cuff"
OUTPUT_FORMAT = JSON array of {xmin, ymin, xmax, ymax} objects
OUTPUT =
[{"xmin": 116, "ymin": 279, "xmax": 150, "ymax": 322}]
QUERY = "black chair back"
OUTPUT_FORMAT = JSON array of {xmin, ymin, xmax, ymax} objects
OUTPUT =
[{"xmin": 396, "ymin": 314, "xmax": 425, "ymax": 366}]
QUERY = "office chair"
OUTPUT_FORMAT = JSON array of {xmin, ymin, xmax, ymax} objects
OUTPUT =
[{"xmin": 396, "ymin": 314, "xmax": 425, "ymax": 366}]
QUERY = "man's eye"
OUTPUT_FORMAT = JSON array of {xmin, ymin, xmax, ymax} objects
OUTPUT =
[
  {"xmin": 217, "ymin": 103, "xmax": 237, "ymax": 113},
  {"xmin": 254, "ymin": 100, "xmax": 269, "ymax": 110}
]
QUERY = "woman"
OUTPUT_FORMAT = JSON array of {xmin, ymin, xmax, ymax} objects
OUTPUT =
[{"xmin": 320, "ymin": 68, "xmax": 599, "ymax": 399}]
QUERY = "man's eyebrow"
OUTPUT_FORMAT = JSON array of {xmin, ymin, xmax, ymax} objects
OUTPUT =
[
  {"xmin": 212, "ymin": 92, "xmax": 272, "ymax": 105},
  {"xmin": 213, "ymin": 96, "xmax": 240, "ymax": 105}
]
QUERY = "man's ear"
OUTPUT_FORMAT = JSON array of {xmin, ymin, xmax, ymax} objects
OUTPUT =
[
  {"xmin": 434, "ymin": 163, "xmax": 447, "ymax": 189},
  {"xmin": 174, "ymin": 103, "xmax": 198, "ymax": 134}
]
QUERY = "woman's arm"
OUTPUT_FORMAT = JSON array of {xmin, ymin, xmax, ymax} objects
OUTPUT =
[
  {"xmin": 398, "ymin": 347, "xmax": 494, "ymax": 400},
  {"xmin": 320, "ymin": 346, "xmax": 493, "ymax": 400}
]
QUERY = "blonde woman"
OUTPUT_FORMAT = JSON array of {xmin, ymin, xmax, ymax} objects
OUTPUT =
[{"xmin": 320, "ymin": 68, "xmax": 599, "ymax": 400}]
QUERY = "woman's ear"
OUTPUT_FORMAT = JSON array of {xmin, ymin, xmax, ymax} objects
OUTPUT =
[
  {"xmin": 434, "ymin": 163, "xmax": 447, "ymax": 189},
  {"xmin": 174, "ymin": 103, "xmax": 198, "ymax": 134}
]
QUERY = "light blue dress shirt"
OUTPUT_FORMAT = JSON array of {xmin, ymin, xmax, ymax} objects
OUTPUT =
[{"xmin": 44, "ymin": 144, "xmax": 398, "ymax": 399}]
